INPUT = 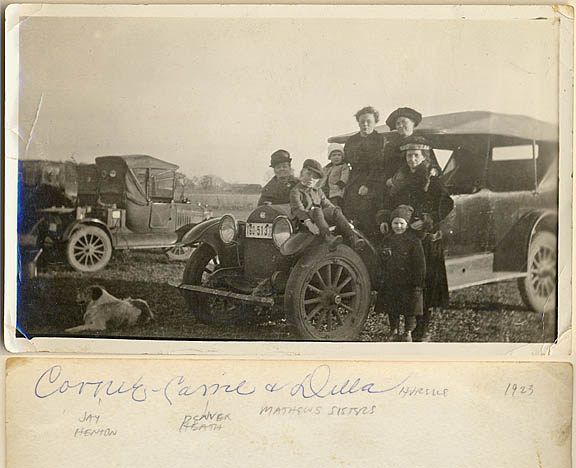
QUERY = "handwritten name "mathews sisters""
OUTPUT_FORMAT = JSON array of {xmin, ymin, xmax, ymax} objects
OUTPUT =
[{"xmin": 33, "ymin": 364, "xmax": 411, "ymax": 406}]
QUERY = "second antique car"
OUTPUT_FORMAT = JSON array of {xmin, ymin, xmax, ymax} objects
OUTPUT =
[
  {"xmin": 178, "ymin": 111, "xmax": 558, "ymax": 341},
  {"xmin": 19, "ymin": 155, "xmax": 212, "ymax": 273},
  {"xmin": 331, "ymin": 111, "xmax": 559, "ymax": 337}
]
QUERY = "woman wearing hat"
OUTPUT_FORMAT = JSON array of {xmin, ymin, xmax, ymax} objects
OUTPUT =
[
  {"xmin": 342, "ymin": 106, "xmax": 386, "ymax": 236},
  {"xmin": 258, "ymin": 149, "xmax": 299, "ymax": 206},
  {"xmin": 320, "ymin": 143, "xmax": 350, "ymax": 207},
  {"xmin": 386, "ymin": 136, "xmax": 454, "ymax": 342},
  {"xmin": 383, "ymin": 107, "xmax": 441, "ymax": 184}
]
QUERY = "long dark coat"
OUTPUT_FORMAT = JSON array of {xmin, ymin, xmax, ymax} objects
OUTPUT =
[
  {"xmin": 387, "ymin": 169, "xmax": 454, "ymax": 308},
  {"xmin": 342, "ymin": 131, "xmax": 386, "ymax": 235},
  {"xmin": 378, "ymin": 231, "xmax": 426, "ymax": 317}
]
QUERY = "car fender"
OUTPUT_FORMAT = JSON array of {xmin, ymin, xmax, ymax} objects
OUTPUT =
[
  {"xmin": 280, "ymin": 228, "xmax": 381, "ymax": 287},
  {"xmin": 180, "ymin": 218, "xmax": 223, "ymax": 251},
  {"xmin": 493, "ymin": 210, "xmax": 557, "ymax": 272},
  {"xmin": 62, "ymin": 219, "xmax": 114, "ymax": 245}
]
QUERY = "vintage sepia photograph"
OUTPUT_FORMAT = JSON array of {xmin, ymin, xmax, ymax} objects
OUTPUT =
[{"xmin": 4, "ymin": 4, "xmax": 572, "ymax": 353}]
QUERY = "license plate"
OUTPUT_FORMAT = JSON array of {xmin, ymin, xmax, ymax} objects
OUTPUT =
[{"xmin": 246, "ymin": 223, "xmax": 273, "ymax": 239}]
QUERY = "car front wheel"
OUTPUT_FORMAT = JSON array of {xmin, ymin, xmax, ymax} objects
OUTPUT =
[
  {"xmin": 66, "ymin": 226, "xmax": 112, "ymax": 272},
  {"xmin": 285, "ymin": 244, "xmax": 372, "ymax": 340},
  {"xmin": 518, "ymin": 231, "xmax": 557, "ymax": 338},
  {"xmin": 166, "ymin": 245, "xmax": 194, "ymax": 261}
]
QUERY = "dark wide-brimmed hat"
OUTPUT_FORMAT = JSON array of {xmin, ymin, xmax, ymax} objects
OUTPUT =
[
  {"xmin": 269, "ymin": 149, "xmax": 292, "ymax": 167},
  {"xmin": 302, "ymin": 159, "xmax": 324, "ymax": 179},
  {"xmin": 385, "ymin": 107, "xmax": 423, "ymax": 130},
  {"xmin": 390, "ymin": 204, "xmax": 414, "ymax": 223},
  {"xmin": 399, "ymin": 135, "xmax": 432, "ymax": 152}
]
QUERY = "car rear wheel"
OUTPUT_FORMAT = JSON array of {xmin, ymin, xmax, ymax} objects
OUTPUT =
[
  {"xmin": 518, "ymin": 231, "xmax": 557, "ymax": 338},
  {"xmin": 285, "ymin": 244, "xmax": 371, "ymax": 340},
  {"xmin": 66, "ymin": 226, "xmax": 112, "ymax": 272},
  {"xmin": 166, "ymin": 245, "xmax": 194, "ymax": 261}
]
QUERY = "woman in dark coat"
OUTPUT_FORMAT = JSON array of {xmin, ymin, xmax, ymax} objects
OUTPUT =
[
  {"xmin": 387, "ymin": 136, "xmax": 454, "ymax": 342},
  {"xmin": 343, "ymin": 106, "xmax": 386, "ymax": 237},
  {"xmin": 383, "ymin": 107, "xmax": 441, "ymax": 185}
]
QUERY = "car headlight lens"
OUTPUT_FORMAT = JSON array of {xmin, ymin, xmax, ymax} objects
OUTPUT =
[
  {"xmin": 272, "ymin": 216, "xmax": 293, "ymax": 249},
  {"xmin": 219, "ymin": 215, "xmax": 237, "ymax": 244}
]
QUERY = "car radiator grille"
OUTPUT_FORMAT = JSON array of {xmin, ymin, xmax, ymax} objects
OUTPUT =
[{"xmin": 176, "ymin": 211, "xmax": 202, "ymax": 229}]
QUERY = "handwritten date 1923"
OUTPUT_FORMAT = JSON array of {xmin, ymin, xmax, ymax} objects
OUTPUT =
[{"xmin": 504, "ymin": 383, "xmax": 534, "ymax": 397}]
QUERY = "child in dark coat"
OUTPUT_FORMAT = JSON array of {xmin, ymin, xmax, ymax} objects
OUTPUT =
[{"xmin": 377, "ymin": 204, "xmax": 426, "ymax": 342}]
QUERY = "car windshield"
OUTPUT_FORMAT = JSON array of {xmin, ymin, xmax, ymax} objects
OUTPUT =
[{"xmin": 149, "ymin": 169, "xmax": 175, "ymax": 200}]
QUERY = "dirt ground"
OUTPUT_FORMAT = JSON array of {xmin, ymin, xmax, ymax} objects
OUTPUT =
[{"xmin": 16, "ymin": 250, "xmax": 553, "ymax": 343}]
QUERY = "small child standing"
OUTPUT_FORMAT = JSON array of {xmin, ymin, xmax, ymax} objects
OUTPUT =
[
  {"xmin": 377, "ymin": 204, "xmax": 425, "ymax": 342},
  {"xmin": 320, "ymin": 143, "xmax": 350, "ymax": 207},
  {"xmin": 290, "ymin": 159, "xmax": 363, "ymax": 250}
]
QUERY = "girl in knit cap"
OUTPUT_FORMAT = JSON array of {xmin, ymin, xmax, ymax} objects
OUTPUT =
[
  {"xmin": 384, "ymin": 136, "xmax": 454, "ymax": 342},
  {"xmin": 320, "ymin": 143, "xmax": 350, "ymax": 207},
  {"xmin": 377, "ymin": 204, "xmax": 425, "ymax": 342}
]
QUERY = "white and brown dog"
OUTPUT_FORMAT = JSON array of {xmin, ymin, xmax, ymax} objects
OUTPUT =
[{"xmin": 65, "ymin": 285, "xmax": 155, "ymax": 333}]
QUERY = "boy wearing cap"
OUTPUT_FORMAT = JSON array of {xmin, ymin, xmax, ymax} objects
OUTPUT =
[
  {"xmin": 290, "ymin": 159, "xmax": 363, "ymax": 250},
  {"xmin": 377, "ymin": 204, "xmax": 425, "ymax": 342},
  {"xmin": 320, "ymin": 143, "xmax": 350, "ymax": 207},
  {"xmin": 258, "ymin": 149, "xmax": 299, "ymax": 206}
]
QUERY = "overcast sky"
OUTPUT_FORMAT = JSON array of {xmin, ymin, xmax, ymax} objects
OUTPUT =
[{"xmin": 16, "ymin": 10, "xmax": 559, "ymax": 183}]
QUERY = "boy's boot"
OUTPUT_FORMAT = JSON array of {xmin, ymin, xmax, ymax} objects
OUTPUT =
[
  {"xmin": 403, "ymin": 316, "xmax": 416, "ymax": 342},
  {"xmin": 332, "ymin": 208, "xmax": 366, "ymax": 250},
  {"xmin": 310, "ymin": 207, "xmax": 342, "ymax": 251},
  {"xmin": 388, "ymin": 313, "xmax": 400, "ymax": 341}
]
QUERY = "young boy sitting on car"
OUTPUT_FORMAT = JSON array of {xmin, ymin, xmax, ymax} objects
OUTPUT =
[{"xmin": 290, "ymin": 159, "xmax": 364, "ymax": 251}]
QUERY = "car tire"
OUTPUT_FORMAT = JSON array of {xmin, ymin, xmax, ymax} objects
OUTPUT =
[
  {"xmin": 518, "ymin": 231, "xmax": 557, "ymax": 339},
  {"xmin": 66, "ymin": 226, "xmax": 112, "ymax": 273},
  {"xmin": 284, "ymin": 244, "xmax": 371, "ymax": 340},
  {"xmin": 166, "ymin": 245, "xmax": 194, "ymax": 261},
  {"xmin": 182, "ymin": 243, "xmax": 241, "ymax": 325}
]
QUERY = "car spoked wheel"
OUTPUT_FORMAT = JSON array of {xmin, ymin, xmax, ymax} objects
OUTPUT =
[
  {"xmin": 285, "ymin": 245, "xmax": 371, "ymax": 340},
  {"xmin": 518, "ymin": 231, "xmax": 557, "ymax": 339},
  {"xmin": 66, "ymin": 226, "xmax": 112, "ymax": 273},
  {"xmin": 182, "ymin": 243, "xmax": 240, "ymax": 324},
  {"xmin": 166, "ymin": 245, "xmax": 194, "ymax": 261}
]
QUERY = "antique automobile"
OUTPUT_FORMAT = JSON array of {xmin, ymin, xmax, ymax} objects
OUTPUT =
[
  {"xmin": 332, "ymin": 111, "xmax": 558, "ymax": 332},
  {"xmin": 19, "ymin": 155, "xmax": 211, "ymax": 273},
  {"xmin": 178, "ymin": 204, "xmax": 378, "ymax": 340},
  {"xmin": 178, "ymin": 111, "xmax": 558, "ymax": 341}
]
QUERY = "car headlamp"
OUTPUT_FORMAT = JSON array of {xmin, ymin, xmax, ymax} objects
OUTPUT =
[
  {"xmin": 219, "ymin": 215, "xmax": 237, "ymax": 244},
  {"xmin": 272, "ymin": 216, "xmax": 293, "ymax": 249}
]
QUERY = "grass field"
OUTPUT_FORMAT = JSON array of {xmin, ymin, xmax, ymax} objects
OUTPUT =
[
  {"xmin": 17, "ymin": 250, "xmax": 553, "ymax": 343},
  {"xmin": 185, "ymin": 192, "xmax": 260, "ymax": 219}
]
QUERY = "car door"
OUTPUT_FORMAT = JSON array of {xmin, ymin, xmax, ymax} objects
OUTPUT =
[
  {"xmin": 440, "ymin": 148, "xmax": 492, "ymax": 258},
  {"xmin": 149, "ymin": 169, "xmax": 176, "ymax": 230}
]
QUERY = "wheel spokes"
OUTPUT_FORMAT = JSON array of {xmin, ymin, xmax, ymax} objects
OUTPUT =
[
  {"xmin": 332, "ymin": 265, "xmax": 343, "ymax": 288},
  {"xmin": 306, "ymin": 304, "xmax": 324, "ymax": 320},
  {"xmin": 336, "ymin": 276, "xmax": 352, "ymax": 292},
  {"xmin": 314, "ymin": 270, "xmax": 327, "ymax": 289},
  {"xmin": 304, "ymin": 297, "xmax": 322, "ymax": 305}
]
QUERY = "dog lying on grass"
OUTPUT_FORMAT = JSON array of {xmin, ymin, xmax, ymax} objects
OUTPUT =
[{"xmin": 65, "ymin": 285, "xmax": 155, "ymax": 333}]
